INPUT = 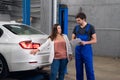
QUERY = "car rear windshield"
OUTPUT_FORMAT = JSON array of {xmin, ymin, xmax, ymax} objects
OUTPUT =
[{"xmin": 3, "ymin": 24, "xmax": 45, "ymax": 35}]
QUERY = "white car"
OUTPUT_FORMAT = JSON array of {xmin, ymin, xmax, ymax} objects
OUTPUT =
[{"xmin": 0, "ymin": 21, "xmax": 50, "ymax": 78}]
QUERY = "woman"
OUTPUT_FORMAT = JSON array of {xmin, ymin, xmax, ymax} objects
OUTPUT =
[{"xmin": 31, "ymin": 24, "xmax": 72, "ymax": 80}]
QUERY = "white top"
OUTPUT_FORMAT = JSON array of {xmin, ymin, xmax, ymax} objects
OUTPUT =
[{"xmin": 38, "ymin": 34, "xmax": 72, "ymax": 63}]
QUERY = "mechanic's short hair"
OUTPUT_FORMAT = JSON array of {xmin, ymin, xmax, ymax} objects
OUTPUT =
[{"xmin": 75, "ymin": 12, "xmax": 86, "ymax": 20}]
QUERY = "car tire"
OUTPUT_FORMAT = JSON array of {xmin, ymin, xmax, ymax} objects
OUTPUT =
[{"xmin": 0, "ymin": 55, "xmax": 9, "ymax": 78}]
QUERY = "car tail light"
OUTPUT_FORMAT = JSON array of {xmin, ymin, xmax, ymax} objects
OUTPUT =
[{"xmin": 19, "ymin": 41, "xmax": 40, "ymax": 49}]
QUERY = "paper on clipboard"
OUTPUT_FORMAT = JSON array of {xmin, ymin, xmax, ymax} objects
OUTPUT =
[{"xmin": 70, "ymin": 38, "xmax": 82, "ymax": 46}]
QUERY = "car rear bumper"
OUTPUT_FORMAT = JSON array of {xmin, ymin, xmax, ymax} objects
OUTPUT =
[
  {"xmin": 10, "ymin": 62, "xmax": 51, "ymax": 72},
  {"xmin": 9, "ymin": 52, "xmax": 51, "ymax": 72}
]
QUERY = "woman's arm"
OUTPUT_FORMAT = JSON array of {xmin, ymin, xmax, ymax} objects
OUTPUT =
[
  {"xmin": 64, "ymin": 35, "xmax": 72, "ymax": 54},
  {"xmin": 30, "ymin": 38, "xmax": 51, "ymax": 55},
  {"xmin": 38, "ymin": 38, "xmax": 51, "ymax": 51},
  {"xmin": 65, "ymin": 35, "xmax": 73, "ymax": 61}
]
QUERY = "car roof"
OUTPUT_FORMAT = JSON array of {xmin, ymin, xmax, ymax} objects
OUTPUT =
[{"xmin": 0, "ymin": 21, "xmax": 21, "ymax": 25}]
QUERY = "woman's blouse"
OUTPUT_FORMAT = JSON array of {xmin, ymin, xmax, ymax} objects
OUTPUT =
[{"xmin": 54, "ymin": 40, "xmax": 67, "ymax": 59}]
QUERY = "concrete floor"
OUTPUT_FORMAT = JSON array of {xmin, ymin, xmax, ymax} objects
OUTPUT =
[
  {"xmin": 2, "ymin": 56, "xmax": 120, "ymax": 80},
  {"xmin": 65, "ymin": 56, "xmax": 120, "ymax": 80}
]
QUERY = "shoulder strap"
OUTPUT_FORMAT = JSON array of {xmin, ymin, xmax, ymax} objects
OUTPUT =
[{"xmin": 75, "ymin": 25, "xmax": 80, "ymax": 34}]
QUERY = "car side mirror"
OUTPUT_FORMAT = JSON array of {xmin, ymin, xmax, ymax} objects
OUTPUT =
[{"xmin": 0, "ymin": 28, "xmax": 3, "ymax": 37}]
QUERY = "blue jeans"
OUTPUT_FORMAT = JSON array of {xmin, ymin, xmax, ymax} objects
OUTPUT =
[{"xmin": 50, "ymin": 58, "xmax": 68, "ymax": 80}]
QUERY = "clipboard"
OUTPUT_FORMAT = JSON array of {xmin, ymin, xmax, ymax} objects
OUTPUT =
[{"xmin": 70, "ymin": 38, "xmax": 82, "ymax": 46}]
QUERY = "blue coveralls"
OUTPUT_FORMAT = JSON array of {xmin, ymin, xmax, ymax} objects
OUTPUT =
[{"xmin": 75, "ymin": 24, "xmax": 95, "ymax": 80}]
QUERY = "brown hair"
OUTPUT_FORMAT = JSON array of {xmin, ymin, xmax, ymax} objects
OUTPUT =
[
  {"xmin": 75, "ymin": 12, "xmax": 86, "ymax": 20},
  {"xmin": 48, "ymin": 24, "xmax": 62, "ymax": 41}
]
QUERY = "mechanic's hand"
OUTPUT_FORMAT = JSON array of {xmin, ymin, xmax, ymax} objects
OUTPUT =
[{"xmin": 80, "ymin": 41, "xmax": 87, "ymax": 45}]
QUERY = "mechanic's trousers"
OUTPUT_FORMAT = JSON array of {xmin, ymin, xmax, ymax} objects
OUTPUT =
[{"xmin": 75, "ymin": 44, "xmax": 95, "ymax": 80}]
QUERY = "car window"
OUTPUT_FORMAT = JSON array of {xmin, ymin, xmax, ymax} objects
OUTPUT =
[
  {"xmin": 3, "ymin": 24, "xmax": 45, "ymax": 35},
  {"xmin": 0, "ymin": 28, "xmax": 3, "ymax": 37}
]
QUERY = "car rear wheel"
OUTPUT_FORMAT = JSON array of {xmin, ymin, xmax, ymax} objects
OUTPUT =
[{"xmin": 0, "ymin": 55, "xmax": 9, "ymax": 78}]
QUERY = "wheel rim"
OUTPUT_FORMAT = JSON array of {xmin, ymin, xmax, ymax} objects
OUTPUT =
[{"xmin": 0, "ymin": 59, "xmax": 3, "ymax": 74}]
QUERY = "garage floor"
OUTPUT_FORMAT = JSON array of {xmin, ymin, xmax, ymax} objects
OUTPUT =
[
  {"xmin": 2, "ymin": 56, "xmax": 120, "ymax": 80},
  {"xmin": 65, "ymin": 56, "xmax": 120, "ymax": 80}
]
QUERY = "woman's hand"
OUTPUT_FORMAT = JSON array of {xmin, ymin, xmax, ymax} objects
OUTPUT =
[
  {"xmin": 69, "ymin": 54, "xmax": 73, "ymax": 61},
  {"xmin": 30, "ymin": 49, "xmax": 39, "ymax": 55}
]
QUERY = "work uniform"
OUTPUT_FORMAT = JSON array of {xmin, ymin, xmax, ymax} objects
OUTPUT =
[{"xmin": 73, "ymin": 23, "xmax": 95, "ymax": 80}]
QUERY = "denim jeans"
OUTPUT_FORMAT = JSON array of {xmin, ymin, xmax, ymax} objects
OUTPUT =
[{"xmin": 50, "ymin": 58, "xmax": 68, "ymax": 80}]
